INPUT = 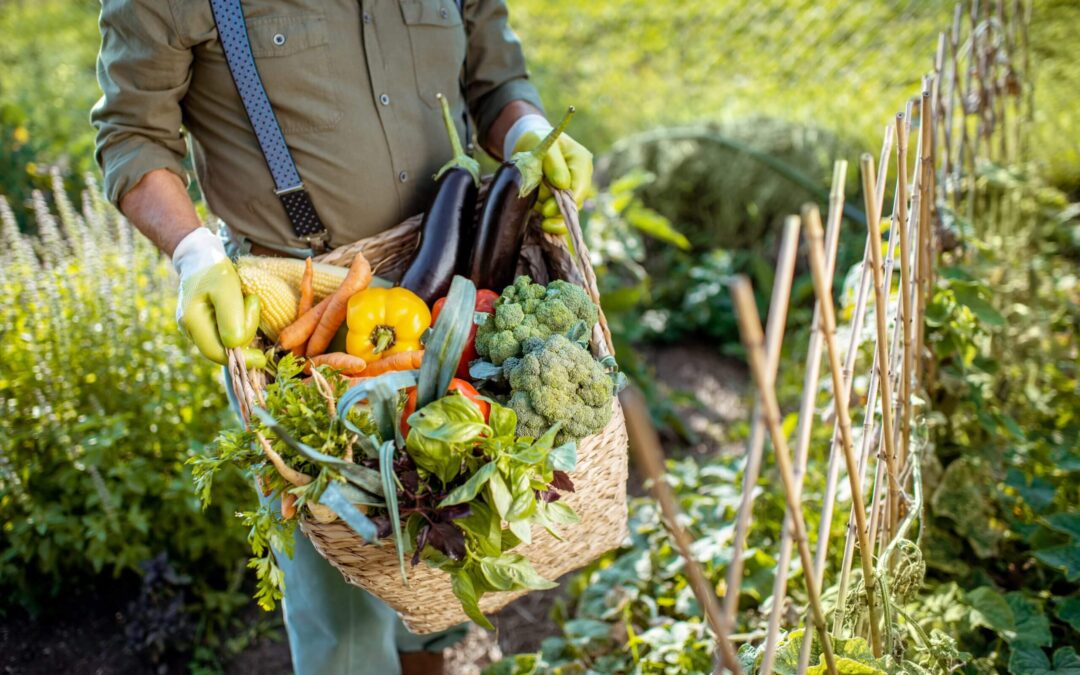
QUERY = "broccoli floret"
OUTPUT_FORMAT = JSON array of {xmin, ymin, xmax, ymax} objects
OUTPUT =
[
  {"xmin": 504, "ymin": 334, "xmax": 614, "ymax": 445},
  {"xmin": 475, "ymin": 276, "xmax": 599, "ymax": 366}
]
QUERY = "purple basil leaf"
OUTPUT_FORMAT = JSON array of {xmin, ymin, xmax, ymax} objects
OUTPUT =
[
  {"xmin": 439, "ymin": 503, "xmax": 473, "ymax": 521},
  {"xmin": 413, "ymin": 525, "xmax": 430, "ymax": 566},
  {"xmin": 427, "ymin": 521, "xmax": 467, "ymax": 561},
  {"xmin": 538, "ymin": 489, "xmax": 561, "ymax": 503},
  {"xmin": 551, "ymin": 470, "xmax": 575, "ymax": 493},
  {"xmin": 373, "ymin": 515, "xmax": 393, "ymax": 540}
]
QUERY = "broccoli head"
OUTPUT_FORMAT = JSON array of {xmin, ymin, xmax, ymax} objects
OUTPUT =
[
  {"xmin": 475, "ymin": 276, "xmax": 599, "ymax": 366},
  {"xmin": 504, "ymin": 334, "xmax": 614, "ymax": 445}
]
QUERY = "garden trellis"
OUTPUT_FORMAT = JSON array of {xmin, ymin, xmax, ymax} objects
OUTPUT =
[{"xmin": 623, "ymin": 1, "xmax": 1036, "ymax": 672}]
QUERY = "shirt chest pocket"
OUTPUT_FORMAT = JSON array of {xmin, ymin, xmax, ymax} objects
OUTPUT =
[
  {"xmin": 400, "ymin": 0, "xmax": 467, "ymax": 109},
  {"xmin": 247, "ymin": 15, "xmax": 343, "ymax": 133}
]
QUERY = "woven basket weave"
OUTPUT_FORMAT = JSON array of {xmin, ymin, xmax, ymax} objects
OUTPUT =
[{"xmin": 235, "ymin": 190, "xmax": 629, "ymax": 634}]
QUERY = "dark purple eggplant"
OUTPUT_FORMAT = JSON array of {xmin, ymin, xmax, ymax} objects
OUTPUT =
[
  {"xmin": 400, "ymin": 93, "xmax": 481, "ymax": 304},
  {"xmin": 467, "ymin": 107, "xmax": 576, "ymax": 291}
]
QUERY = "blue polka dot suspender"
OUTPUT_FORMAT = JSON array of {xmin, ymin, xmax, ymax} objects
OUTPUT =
[{"xmin": 209, "ymin": 0, "xmax": 330, "ymax": 252}]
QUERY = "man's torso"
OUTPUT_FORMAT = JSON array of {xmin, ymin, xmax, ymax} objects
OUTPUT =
[{"xmin": 175, "ymin": 0, "xmax": 469, "ymax": 250}]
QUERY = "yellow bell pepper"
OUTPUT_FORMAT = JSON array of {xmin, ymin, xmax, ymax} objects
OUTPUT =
[{"xmin": 346, "ymin": 287, "xmax": 431, "ymax": 362}]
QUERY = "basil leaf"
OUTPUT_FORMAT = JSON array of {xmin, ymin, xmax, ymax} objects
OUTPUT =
[
  {"xmin": 508, "ymin": 519, "xmax": 533, "ymax": 545},
  {"xmin": 479, "ymin": 554, "xmax": 557, "ymax": 591},
  {"xmin": 506, "ymin": 470, "xmax": 536, "ymax": 522},
  {"xmin": 439, "ymin": 462, "xmax": 498, "ymax": 507},
  {"xmin": 404, "ymin": 394, "xmax": 489, "ymax": 484},
  {"xmin": 458, "ymin": 502, "xmax": 502, "ymax": 558},
  {"xmin": 547, "ymin": 441, "xmax": 578, "ymax": 473},
  {"xmin": 546, "ymin": 501, "xmax": 581, "ymax": 525},
  {"xmin": 486, "ymin": 400, "xmax": 518, "ymax": 439},
  {"xmin": 318, "ymin": 482, "xmax": 378, "ymax": 543},
  {"xmin": 489, "ymin": 471, "xmax": 512, "ymax": 520},
  {"xmin": 532, "ymin": 423, "xmax": 562, "ymax": 452},
  {"xmin": 508, "ymin": 444, "xmax": 546, "ymax": 465},
  {"xmin": 450, "ymin": 569, "xmax": 493, "ymax": 630},
  {"xmin": 405, "ymin": 431, "xmax": 463, "ymax": 485},
  {"xmin": 253, "ymin": 407, "xmax": 383, "ymax": 495},
  {"xmin": 418, "ymin": 276, "xmax": 476, "ymax": 407}
]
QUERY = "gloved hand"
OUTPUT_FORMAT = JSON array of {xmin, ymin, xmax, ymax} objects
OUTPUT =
[
  {"xmin": 506, "ymin": 114, "xmax": 593, "ymax": 235},
  {"xmin": 173, "ymin": 228, "xmax": 265, "ymax": 368}
]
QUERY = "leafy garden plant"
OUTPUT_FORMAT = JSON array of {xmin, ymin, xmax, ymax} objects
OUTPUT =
[{"xmin": 0, "ymin": 176, "xmax": 251, "ymax": 646}]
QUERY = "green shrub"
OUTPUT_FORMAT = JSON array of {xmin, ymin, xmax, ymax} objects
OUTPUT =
[{"xmin": 0, "ymin": 173, "xmax": 250, "ymax": 614}]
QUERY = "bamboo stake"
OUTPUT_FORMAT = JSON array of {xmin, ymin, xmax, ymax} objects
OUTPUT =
[
  {"xmin": 914, "ymin": 92, "xmax": 934, "ymax": 383},
  {"xmin": 831, "ymin": 122, "xmax": 909, "ymax": 638},
  {"xmin": 730, "ymin": 278, "xmax": 837, "ymax": 675},
  {"xmin": 896, "ymin": 113, "xmax": 914, "ymax": 481},
  {"xmin": 802, "ymin": 208, "xmax": 882, "ymax": 657},
  {"xmin": 619, "ymin": 388, "xmax": 742, "ymax": 674},
  {"xmin": 761, "ymin": 176, "xmax": 845, "ymax": 675},
  {"xmin": 722, "ymin": 217, "xmax": 802, "ymax": 629},
  {"xmin": 861, "ymin": 155, "xmax": 901, "ymax": 541}
]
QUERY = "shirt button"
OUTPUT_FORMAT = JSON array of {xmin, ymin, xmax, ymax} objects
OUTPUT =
[
  {"xmin": 380, "ymin": 94, "xmax": 391, "ymax": 106},
  {"xmin": 440, "ymin": 7, "xmax": 449, "ymax": 18},
  {"xmin": 273, "ymin": 33, "xmax": 286, "ymax": 46},
  {"xmin": 399, "ymin": 171, "xmax": 409, "ymax": 183},
  {"xmin": 362, "ymin": 12, "xmax": 372, "ymax": 24}
]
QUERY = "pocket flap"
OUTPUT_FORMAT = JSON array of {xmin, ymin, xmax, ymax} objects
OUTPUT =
[
  {"xmin": 248, "ymin": 15, "xmax": 329, "ymax": 58},
  {"xmin": 400, "ymin": 0, "xmax": 463, "ymax": 27}
]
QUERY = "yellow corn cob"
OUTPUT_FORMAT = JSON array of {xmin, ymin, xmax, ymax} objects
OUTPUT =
[
  {"xmin": 236, "ymin": 256, "xmax": 347, "ymax": 301},
  {"xmin": 237, "ymin": 263, "xmax": 300, "ymax": 341}
]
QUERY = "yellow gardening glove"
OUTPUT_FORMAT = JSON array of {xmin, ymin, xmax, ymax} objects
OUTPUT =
[
  {"xmin": 173, "ymin": 229, "xmax": 265, "ymax": 368},
  {"xmin": 511, "ymin": 120, "xmax": 593, "ymax": 235}
]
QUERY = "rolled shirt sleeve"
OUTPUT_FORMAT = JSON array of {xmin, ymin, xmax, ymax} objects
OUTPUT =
[
  {"xmin": 91, "ymin": 0, "xmax": 193, "ymax": 206},
  {"xmin": 462, "ymin": 0, "xmax": 545, "ymax": 141}
]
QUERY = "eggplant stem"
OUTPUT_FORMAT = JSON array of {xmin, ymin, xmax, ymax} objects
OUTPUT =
[
  {"xmin": 511, "ymin": 106, "xmax": 577, "ymax": 198},
  {"xmin": 433, "ymin": 93, "xmax": 481, "ymax": 185}
]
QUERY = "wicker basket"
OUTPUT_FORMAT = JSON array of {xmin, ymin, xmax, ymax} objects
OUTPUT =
[{"xmin": 233, "ymin": 190, "xmax": 629, "ymax": 634}]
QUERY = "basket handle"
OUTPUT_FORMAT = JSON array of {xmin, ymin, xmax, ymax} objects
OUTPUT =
[{"xmin": 549, "ymin": 187, "xmax": 615, "ymax": 358}]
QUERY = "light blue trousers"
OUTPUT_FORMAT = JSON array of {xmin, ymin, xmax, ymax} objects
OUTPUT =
[{"xmin": 223, "ymin": 334, "xmax": 465, "ymax": 674}]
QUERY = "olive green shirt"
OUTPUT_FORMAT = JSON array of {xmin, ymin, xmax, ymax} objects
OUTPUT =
[{"xmin": 92, "ymin": 0, "xmax": 544, "ymax": 250}]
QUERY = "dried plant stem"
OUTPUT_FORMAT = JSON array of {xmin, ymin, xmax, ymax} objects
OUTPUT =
[
  {"xmin": 619, "ymin": 388, "xmax": 741, "ymax": 674},
  {"xmin": 896, "ymin": 114, "xmax": 914, "ymax": 479},
  {"xmin": 761, "ymin": 192, "xmax": 844, "ymax": 675},
  {"xmin": 914, "ymin": 92, "xmax": 934, "ymax": 383},
  {"xmin": 723, "ymin": 217, "xmax": 802, "ymax": 629},
  {"xmin": 730, "ymin": 278, "xmax": 837, "ymax": 675},
  {"xmin": 861, "ymin": 154, "xmax": 902, "ymax": 540},
  {"xmin": 803, "ymin": 211, "xmax": 882, "ymax": 658}
]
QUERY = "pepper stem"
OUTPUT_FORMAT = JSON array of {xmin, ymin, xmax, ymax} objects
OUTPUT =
[
  {"xmin": 511, "ymin": 106, "xmax": 576, "ymax": 198},
  {"xmin": 371, "ymin": 325, "xmax": 396, "ymax": 355},
  {"xmin": 433, "ymin": 93, "xmax": 481, "ymax": 185}
]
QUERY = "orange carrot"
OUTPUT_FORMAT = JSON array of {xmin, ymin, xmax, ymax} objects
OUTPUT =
[
  {"xmin": 280, "ymin": 294, "xmax": 332, "ymax": 351},
  {"xmin": 298, "ymin": 257, "xmax": 314, "ymax": 315},
  {"xmin": 305, "ymin": 352, "xmax": 367, "ymax": 376},
  {"xmin": 290, "ymin": 258, "xmax": 316, "ymax": 356},
  {"xmin": 306, "ymin": 252, "xmax": 373, "ymax": 357},
  {"xmin": 361, "ymin": 350, "xmax": 424, "ymax": 377},
  {"xmin": 282, "ymin": 492, "xmax": 298, "ymax": 520}
]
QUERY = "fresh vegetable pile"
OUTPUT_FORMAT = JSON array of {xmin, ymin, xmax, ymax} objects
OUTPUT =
[{"xmin": 191, "ymin": 96, "xmax": 622, "ymax": 627}]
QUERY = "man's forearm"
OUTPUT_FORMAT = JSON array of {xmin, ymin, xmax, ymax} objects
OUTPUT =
[
  {"xmin": 485, "ymin": 100, "xmax": 544, "ymax": 160},
  {"xmin": 118, "ymin": 168, "xmax": 202, "ymax": 257}
]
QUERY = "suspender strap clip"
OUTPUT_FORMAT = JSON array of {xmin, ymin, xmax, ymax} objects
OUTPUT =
[{"xmin": 210, "ymin": 0, "xmax": 330, "ymax": 248}]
